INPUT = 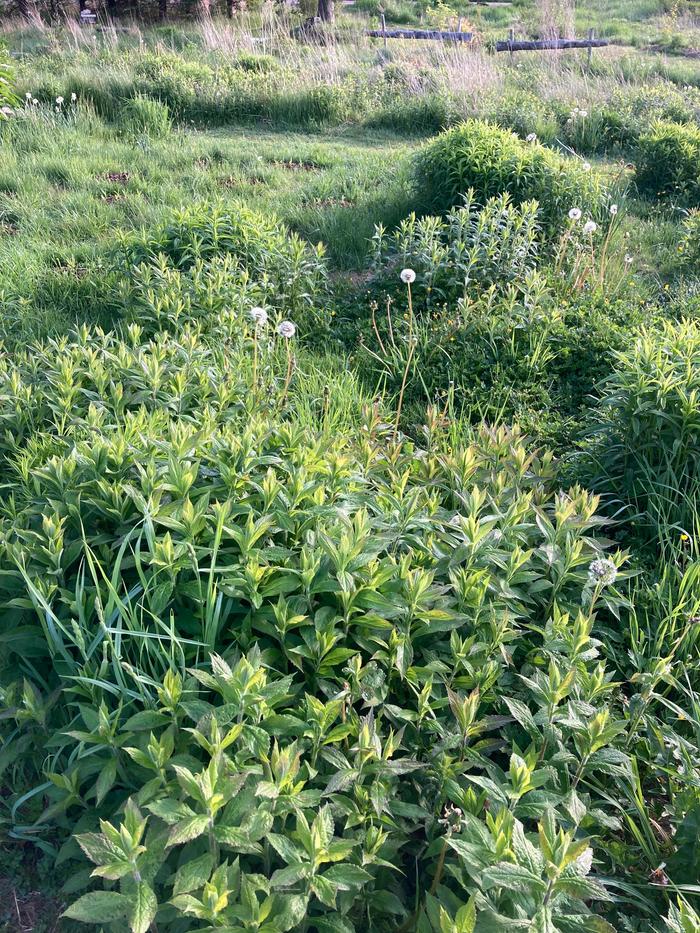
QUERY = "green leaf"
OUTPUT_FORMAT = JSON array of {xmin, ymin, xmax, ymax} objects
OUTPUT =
[
  {"xmin": 322, "ymin": 864, "xmax": 373, "ymax": 889},
  {"xmin": 63, "ymin": 891, "xmax": 129, "ymax": 923},
  {"xmin": 130, "ymin": 881, "xmax": 158, "ymax": 933},
  {"xmin": 268, "ymin": 833, "xmax": 304, "ymax": 864},
  {"xmin": 168, "ymin": 815, "xmax": 210, "ymax": 846},
  {"xmin": 269, "ymin": 893, "xmax": 308, "ymax": 932},
  {"xmin": 172, "ymin": 852, "xmax": 215, "ymax": 896},
  {"xmin": 311, "ymin": 873, "xmax": 338, "ymax": 908},
  {"xmin": 95, "ymin": 758, "xmax": 118, "ymax": 806},
  {"xmin": 124, "ymin": 711, "xmax": 171, "ymax": 731},
  {"xmin": 75, "ymin": 832, "xmax": 122, "ymax": 866},
  {"xmin": 481, "ymin": 862, "xmax": 546, "ymax": 894}
]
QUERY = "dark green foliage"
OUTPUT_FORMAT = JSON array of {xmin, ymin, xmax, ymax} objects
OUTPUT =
[
  {"xmin": 635, "ymin": 120, "xmax": 700, "ymax": 204},
  {"xmin": 412, "ymin": 120, "xmax": 608, "ymax": 237},
  {"xmin": 584, "ymin": 318, "xmax": 700, "ymax": 535},
  {"xmin": 0, "ymin": 45, "xmax": 17, "ymax": 110},
  {"xmin": 0, "ymin": 315, "xmax": 640, "ymax": 932},
  {"xmin": 120, "ymin": 203, "xmax": 328, "ymax": 331},
  {"xmin": 118, "ymin": 94, "xmax": 172, "ymax": 138},
  {"xmin": 356, "ymin": 285, "xmax": 656, "ymax": 450}
]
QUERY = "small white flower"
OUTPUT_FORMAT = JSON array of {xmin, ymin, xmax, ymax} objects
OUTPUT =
[
  {"xmin": 568, "ymin": 208, "xmax": 582, "ymax": 221},
  {"xmin": 0, "ymin": 106, "xmax": 14, "ymax": 117},
  {"xmin": 625, "ymin": 253, "xmax": 634, "ymax": 264},
  {"xmin": 609, "ymin": 204, "xmax": 618, "ymax": 215},
  {"xmin": 587, "ymin": 557, "xmax": 617, "ymax": 587},
  {"xmin": 249, "ymin": 306, "xmax": 268, "ymax": 327},
  {"xmin": 579, "ymin": 109, "xmax": 588, "ymax": 118},
  {"xmin": 400, "ymin": 268, "xmax": 416, "ymax": 284},
  {"xmin": 71, "ymin": 92, "xmax": 77, "ymax": 102},
  {"xmin": 32, "ymin": 98, "xmax": 38, "ymax": 106},
  {"xmin": 55, "ymin": 96, "xmax": 64, "ymax": 105},
  {"xmin": 25, "ymin": 91, "xmax": 32, "ymax": 99},
  {"xmin": 583, "ymin": 220, "xmax": 597, "ymax": 235},
  {"xmin": 277, "ymin": 320, "xmax": 296, "ymax": 339},
  {"xmin": 526, "ymin": 132, "xmax": 537, "ymax": 143},
  {"xmin": 582, "ymin": 162, "xmax": 591, "ymax": 171}
]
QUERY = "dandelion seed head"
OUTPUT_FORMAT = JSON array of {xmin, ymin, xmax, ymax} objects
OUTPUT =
[
  {"xmin": 277, "ymin": 320, "xmax": 296, "ymax": 339},
  {"xmin": 400, "ymin": 268, "xmax": 416, "ymax": 284},
  {"xmin": 609, "ymin": 204, "xmax": 618, "ymax": 215},
  {"xmin": 587, "ymin": 557, "xmax": 617, "ymax": 587},
  {"xmin": 249, "ymin": 306, "xmax": 268, "ymax": 327},
  {"xmin": 526, "ymin": 132, "xmax": 537, "ymax": 143},
  {"xmin": 583, "ymin": 220, "xmax": 598, "ymax": 235},
  {"xmin": 55, "ymin": 96, "xmax": 64, "ymax": 105},
  {"xmin": 568, "ymin": 208, "xmax": 582, "ymax": 221}
]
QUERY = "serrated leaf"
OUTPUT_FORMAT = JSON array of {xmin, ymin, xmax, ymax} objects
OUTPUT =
[
  {"xmin": 63, "ymin": 891, "xmax": 129, "ymax": 923},
  {"xmin": 168, "ymin": 815, "xmax": 210, "ymax": 846},
  {"xmin": 323, "ymin": 863, "xmax": 372, "ymax": 889},
  {"xmin": 172, "ymin": 852, "xmax": 214, "ymax": 896},
  {"xmin": 130, "ymin": 881, "xmax": 158, "ymax": 933}
]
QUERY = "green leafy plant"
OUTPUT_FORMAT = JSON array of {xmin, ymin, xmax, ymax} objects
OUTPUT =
[
  {"xmin": 584, "ymin": 318, "xmax": 700, "ymax": 537},
  {"xmin": 412, "ymin": 119, "xmax": 608, "ymax": 237},
  {"xmin": 635, "ymin": 120, "xmax": 700, "ymax": 204}
]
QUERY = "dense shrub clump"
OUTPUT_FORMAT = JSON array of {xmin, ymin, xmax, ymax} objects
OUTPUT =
[
  {"xmin": 121, "ymin": 203, "xmax": 329, "ymax": 331},
  {"xmin": 585, "ymin": 318, "xmax": 700, "ymax": 535},
  {"xmin": 0, "ymin": 313, "xmax": 640, "ymax": 933},
  {"xmin": 371, "ymin": 191, "xmax": 540, "ymax": 305},
  {"xmin": 413, "ymin": 120, "xmax": 607, "ymax": 236},
  {"xmin": 635, "ymin": 120, "xmax": 700, "ymax": 204}
]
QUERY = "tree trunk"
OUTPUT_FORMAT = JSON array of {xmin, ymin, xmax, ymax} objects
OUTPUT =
[
  {"xmin": 226, "ymin": 0, "xmax": 234, "ymax": 16},
  {"xmin": 159, "ymin": 0, "xmax": 167, "ymax": 19},
  {"xmin": 317, "ymin": 0, "xmax": 333, "ymax": 21},
  {"xmin": 17, "ymin": 0, "xmax": 30, "ymax": 18},
  {"xmin": 105, "ymin": 0, "xmax": 118, "ymax": 16}
]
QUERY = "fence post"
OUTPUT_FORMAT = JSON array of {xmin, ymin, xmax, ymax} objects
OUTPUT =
[
  {"xmin": 509, "ymin": 27, "xmax": 515, "ymax": 59},
  {"xmin": 588, "ymin": 27, "xmax": 594, "ymax": 66},
  {"xmin": 381, "ymin": 13, "xmax": 387, "ymax": 49}
]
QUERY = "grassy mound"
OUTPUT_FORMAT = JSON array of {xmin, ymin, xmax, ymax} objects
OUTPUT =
[
  {"xmin": 635, "ymin": 120, "xmax": 700, "ymax": 204},
  {"xmin": 585, "ymin": 318, "xmax": 700, "ymax": 537},
  {"xmin": 412, "ymin": 119, "xmax": 607, "ymax": 236}
]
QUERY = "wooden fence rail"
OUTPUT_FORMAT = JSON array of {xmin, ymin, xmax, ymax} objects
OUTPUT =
[
  {"xmin": 366, "ymin": 27, "xmax": 474, "ymax": 41},
  {"xmin": 365, "ymin": 27, "xmax": 610, "ymax": 53},
  {"xmin": 494, "ymin": 37, "xmax": 609, "ymax": 51}
]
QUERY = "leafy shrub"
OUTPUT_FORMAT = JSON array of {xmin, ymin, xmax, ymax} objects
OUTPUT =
[
  {"xmin": 635, "ymin": 120, "xmax": 700, "ymax": 204},
  {"xmin": 0, "ymin": 44, "xmax": 17, "ymax": 110},
  {"xmin": 585, "ymin": 318, "xmax": 700, "ymax": 535},
  {"xmin": 570, "ymin": 84, "xmax": 700, "ymax": 154},
  {"xmin": 371, "ymin": 191, "xmax": 540, "ymax": 306},
  {"xmin": 485, "ymin": 89, "xmax": 561, "ymax": 146},
  {"xmin": 0, "ymin": 313, "xmax": 639, "ymax": 931},
  {"xmin": 118, "ymin": 94, "xmax": 172, "ymax": 138},
  {"xmin": 120, "ymin": 204, "xmax": 328, "ymax": 330},
  {"xmin": 234, "ymin": 52, "xmax": 280, "ymax": 74},
  {"xmin": 679, "ymin": 209, "xmax": 700, "ymax": 270},
  {"xmin": 413, "ymin": 119, "xmax": 607, "ymax": 237},
  {"xmin": 356, "ymin": 284, "xmax": 656, "ymax": 450}
]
